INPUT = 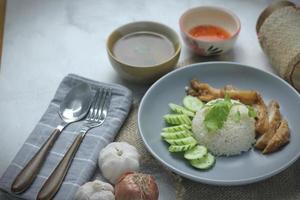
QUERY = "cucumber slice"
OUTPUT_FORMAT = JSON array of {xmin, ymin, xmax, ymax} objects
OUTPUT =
[
  {"xmin": 168, "ymin": 142, "xmax": 197, "ymax": 152},
  {"xmin": 169, "ymin": 103, "xmax": 195, "ymax": 117},
  {"xmin": 165, "ymin": 136, "xmax": 197, "ymax": 145},
  {"xmin": 162, "ymin": 124, "xmax": 191, "ymax": 132},
  {"xmin": 184, "ymin": 145, "xmax": 207, "ymax": 160},
  {"xmin": 161, "ymin": 130, "xmax": 192, "ymax": 139},
  {"xmin": 183, "ymin": 96, "xmax": 203, "ymax": 112},
  {"xmin": 164, "ymin": 114, "xmax": 192, "ymax": 125},
  {"xmin": 190, "ymin": 153, "xmax": 215, "ymax": 169}
]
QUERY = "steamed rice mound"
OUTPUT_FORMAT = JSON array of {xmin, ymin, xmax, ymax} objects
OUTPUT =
[{"xmin": 192, "ymin": 100, "xmax": 256, "ymax": 156}]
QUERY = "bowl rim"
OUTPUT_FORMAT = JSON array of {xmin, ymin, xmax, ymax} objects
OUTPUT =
[
  {"xmin": 106, "ymin": 21, "xmax": 182, "ymax": 69},
  {"xmin": 179, "ymin": 6, "xmax": 241, "ymax": 43},
  {"xmin": 138, "ymin": 61, "xmax": 300, "ymax": 185}
]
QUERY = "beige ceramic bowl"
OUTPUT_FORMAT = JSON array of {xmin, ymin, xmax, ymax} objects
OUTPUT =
[
  {"xmin": 107, "ymin": 21, "xmax": 181, "ymax": 83},
  {"xmin": 179, "ymin": 6, "xmax": 241, "ymax": 56}
]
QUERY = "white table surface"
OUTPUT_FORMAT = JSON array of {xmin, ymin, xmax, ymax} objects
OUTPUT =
[{"xmin": 0, "ymin": 0, "xmax": 297, "ymax": 197}]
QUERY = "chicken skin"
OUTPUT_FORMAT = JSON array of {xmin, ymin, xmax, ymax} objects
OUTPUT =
[
  {"xmin": 263, "ymin": 120, "xmax": 290, "ymax": 154},
  {"xmin": 255, "ymin": 101, "xmax": 281, "ymax": 149}
]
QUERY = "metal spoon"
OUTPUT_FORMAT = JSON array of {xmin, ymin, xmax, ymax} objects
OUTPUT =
[{"xmin": 11, "ymin": 83, "xmax": 93, "ymax": 194}]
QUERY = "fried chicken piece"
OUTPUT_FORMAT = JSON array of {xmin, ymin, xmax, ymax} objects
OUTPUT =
[
  {"xmin": 253, "ymin": 94, "xmax": 269, "ymax": 135},
  {"xmin": 189, "ymin": 80, "xmax": 259, "ymax": 104},
  {"xmin": 255, "ymin": 101, "xmax": 281, "ymax": 149},
  {"xmin": 263, "ymin": 120, "xmax": 290, "ymax": 154},
  {"xmin": 222, "ymin": 89, "xmax": 259, "ymax": 105},
  {"xmin": 186, "ymin": 87, "xmax": 200, "ymax": 97},
  {"xmin": 190, "ymin": 80, "xmax": 221, "ymax": 102}
]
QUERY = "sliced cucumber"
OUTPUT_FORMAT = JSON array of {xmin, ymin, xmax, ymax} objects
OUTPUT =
[
  {"xmin": 164, "ymin": 114, "xmax": 192, "ymax": 125},
  {"xmin": 184, "ymin": 145, "xmax": 207, "ymax": 160},
  {"xmin": 161, "ymin": 130, "xmax": 192, "ymax": 139},
  {"xmin": 183, "ymin": 96, "xmax": 203, "ymax": 112},
  {"xmin": 168, "ymin": 142, "xmax": 197, "ymax": 152},
  {"xmin": 169, "ymin": 103, "xmax": 195, "ymax": 117},
  {"xmin": 165, "ymin": 136, "xmax": 197, "ymax": 145},
  {"xmin": 190, "ymin": 153, "xmax": 215, "ymax": 169},
  {"xmin": 162, "ymin": 124, "xmax": 191, "ymax": 132}
]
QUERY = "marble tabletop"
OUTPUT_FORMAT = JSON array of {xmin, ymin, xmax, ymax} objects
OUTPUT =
[{"xmin": 0, "ymin": 0, "xmax": 294, "ymax": 198}]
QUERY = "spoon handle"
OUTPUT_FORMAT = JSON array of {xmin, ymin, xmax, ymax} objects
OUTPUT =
[
  {"xmin": 37, "ymin": 132, "xmax": 85, "ymax": 200},
  {"xmin": 11, "ymin": 128, "xmax": 61, "ymax": 194}
]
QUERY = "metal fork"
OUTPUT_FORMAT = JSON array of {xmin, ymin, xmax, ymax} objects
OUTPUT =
[{"xmin": 37, "ymin": 88, "xmax": 112, "ymax": 200}]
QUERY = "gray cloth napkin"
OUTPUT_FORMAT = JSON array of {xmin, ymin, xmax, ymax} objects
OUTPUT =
[{"xmin": 0, "ymin": 74, "xmax": 132, "ymax": 200}]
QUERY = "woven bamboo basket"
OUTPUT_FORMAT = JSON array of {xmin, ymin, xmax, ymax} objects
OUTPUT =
[{"xmin": 257, "ymin": 1, "xmax": 300, "ymax": 91}]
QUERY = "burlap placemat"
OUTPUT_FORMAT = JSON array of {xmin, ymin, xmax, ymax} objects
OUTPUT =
[{"xmin": 115, "ymin": 58, "xmax": 300, "ymax": 200}]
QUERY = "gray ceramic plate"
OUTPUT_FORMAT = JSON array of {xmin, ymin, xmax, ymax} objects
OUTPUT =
[{"xmin": 138, "ymin": 62, "xmax": 300, "ymax": 186}]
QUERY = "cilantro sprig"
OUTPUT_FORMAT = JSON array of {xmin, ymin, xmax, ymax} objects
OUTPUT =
[
  {"xmin": 233, "ymin": 110, "xmax": 241, "ymax": 122},
  {"xmin": 204, "ymin": 95, "xmax": 257, "ymax": 133},
  {"xmin": 204, "ymin": 95, "xmax": 233, "ymax": 132}
]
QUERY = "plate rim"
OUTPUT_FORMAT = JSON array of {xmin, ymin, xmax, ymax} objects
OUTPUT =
[{"xmin": 138, "ymin": 61, "xmax": 300, "ymax": 185}]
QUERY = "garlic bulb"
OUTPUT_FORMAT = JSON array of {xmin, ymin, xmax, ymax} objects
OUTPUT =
[
  {"xmin": 98, "ymin": 142, "xmax": 140, "ymax": 184},
  {"xmin": 74, "ymin": 180, "xmax": 114, "ymax": 200}
]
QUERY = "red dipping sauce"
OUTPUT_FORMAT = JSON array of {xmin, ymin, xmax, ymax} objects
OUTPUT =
[{"xmin": 189, "ymin": 25, "xmax": 231, "ymax": 41}]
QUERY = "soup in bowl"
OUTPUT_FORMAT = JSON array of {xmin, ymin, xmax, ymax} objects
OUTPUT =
[{"xmin": 107, "ymin": 21, "xmax": 181, "ymax": 83}]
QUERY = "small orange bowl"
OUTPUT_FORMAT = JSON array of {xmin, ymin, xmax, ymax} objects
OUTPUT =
[{"xmin": 179, "ymin": 6, "xmax": 241, "ymax": 56}]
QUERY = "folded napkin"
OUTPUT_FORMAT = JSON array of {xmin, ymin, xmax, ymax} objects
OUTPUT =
[{"xmin": 0, "ymin": 74, "xmax": 132, "ymax": 200}]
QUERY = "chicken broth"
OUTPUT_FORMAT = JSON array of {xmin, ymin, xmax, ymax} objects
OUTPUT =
[{"xmin": 113, "ymin": 31, "xmax": 175, "ymax": 67}]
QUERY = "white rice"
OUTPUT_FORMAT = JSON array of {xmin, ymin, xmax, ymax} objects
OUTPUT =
[{"xmin": 192, "ymin": 100, "xmax": 256, "ymax": 156}]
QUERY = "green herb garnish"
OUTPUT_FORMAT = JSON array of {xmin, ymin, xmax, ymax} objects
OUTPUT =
[
  {"xmin": 233, "ymin": 110, "xmax": 241, "ymax": 122},
  {"xmin": 204, "ymin": 96, "xmax": 233, "ymax": 132},
  {"xmin": 247, "ymin": 106, "xmax": 257, "ymax": 118}
]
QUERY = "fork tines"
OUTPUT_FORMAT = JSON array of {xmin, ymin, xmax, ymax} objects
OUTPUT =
[{"xmin": 87, "ymin": 88, "xmax": 112, "ymax": 122}]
